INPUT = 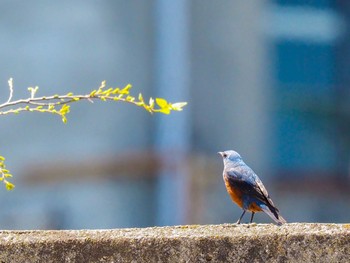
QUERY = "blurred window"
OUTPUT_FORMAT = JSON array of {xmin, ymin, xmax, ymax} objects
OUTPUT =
[{"xmin": 272, "ymin": 2, "xmax": 342, "ymax": 173}]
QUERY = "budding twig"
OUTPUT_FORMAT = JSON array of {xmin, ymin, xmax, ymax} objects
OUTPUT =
[{"xmin": 0, "ymin": 79, "xmax": 187, "ymax": 190}]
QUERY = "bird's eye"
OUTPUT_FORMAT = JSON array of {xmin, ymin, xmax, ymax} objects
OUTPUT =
[{"xmin": 223, "ymin": 153, "xmax": 227, "ymax": 158}]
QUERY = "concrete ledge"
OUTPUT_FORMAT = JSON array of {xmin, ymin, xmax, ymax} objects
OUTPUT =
[{"xmin": 0, "ymin": 223, "xmax": 349, "ymax": 262}]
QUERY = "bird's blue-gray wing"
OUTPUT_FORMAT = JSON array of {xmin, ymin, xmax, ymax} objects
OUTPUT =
[{"xmin": 226, "ymin": 169, "xmax": 280, "ymax": 214}]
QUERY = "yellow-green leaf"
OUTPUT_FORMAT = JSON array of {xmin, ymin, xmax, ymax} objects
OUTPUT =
[
  {"xmin": 157, "ymin": 108, "xmax": 171, "ymax": 114},
  {"xmin": 62, "ymin": 116, "xmax": 67, "ymax": 124},
  {"xmin": 104, "ymin": 88, "xmax": 113, "ymax": 94},
  {"xmin": 120, "ymin": 84, "xmax": 132, "ymax": 94},
  {"xmin": 60, "ymin": 104, "xmax": 70, "ymax": 114},
  {"xmin": 156, "ymin": 98, "xmax": 168, "ymax": 108},
  {"xmin": 90, "ymin": 90, "xmax": 97, "ymax": 97},
  {"xmin": 5, "ymin": 181, "xmax": 15, "ymax": 191},
  {"xmin": 126, "ymin": 96, "xmax": 135, "ymax": 102}
]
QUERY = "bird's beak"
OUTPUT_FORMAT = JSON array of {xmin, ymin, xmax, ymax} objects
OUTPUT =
[{"xmin": 218, "ymin": 152, "xmax": 223, "ymax": 157}]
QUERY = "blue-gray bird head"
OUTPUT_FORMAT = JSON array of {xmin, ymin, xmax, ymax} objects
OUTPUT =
[{"xmin": 218, "ymin": 150, "xmax": 244, "ymax": 167}]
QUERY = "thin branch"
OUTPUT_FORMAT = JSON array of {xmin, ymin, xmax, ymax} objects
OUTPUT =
[
  {"xmin": 0, "ymin": 79, "xmax": 187, "ymax": 190},
  {"xmin": 0, "ymin": 94, "xmax": 134, "ymax": 111}
]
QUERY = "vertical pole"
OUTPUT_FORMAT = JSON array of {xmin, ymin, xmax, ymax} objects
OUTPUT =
[{"xmin": 154, "ymin": 0, "xmax": 190, "ymax": 225}]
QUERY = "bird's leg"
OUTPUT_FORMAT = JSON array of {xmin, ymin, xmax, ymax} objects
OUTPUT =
[
  {"xmin": 236, "ymin": 210, "xmax": 246, "ymax": 224},
  {"xmin": 250, "ymin": 212, "xmax": 255, "ymax": 223}
]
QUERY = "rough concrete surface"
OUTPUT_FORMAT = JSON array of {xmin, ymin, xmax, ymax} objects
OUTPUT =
[{"xmin": 0, "ymin": 223, "xmax": 348, "ymax": 262}]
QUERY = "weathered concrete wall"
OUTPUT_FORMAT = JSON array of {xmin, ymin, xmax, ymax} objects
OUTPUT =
[{"xmin": 0, "ymin": 223, "xmax": 349, "ymax": 262}]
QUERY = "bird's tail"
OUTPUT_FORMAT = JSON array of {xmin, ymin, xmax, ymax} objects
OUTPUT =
[{"xmin": 260, "ymin": 204, "xmax": 287, "ymax": 225}]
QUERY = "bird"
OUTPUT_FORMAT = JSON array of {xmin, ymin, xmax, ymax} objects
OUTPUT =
[{"xmin": 218, "ymin": 150, "xmax": 286, "ymax": 225}]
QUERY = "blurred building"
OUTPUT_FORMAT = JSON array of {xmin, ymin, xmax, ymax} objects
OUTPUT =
[{"xmin": 0, "ymin": 0, "xmax": 348, "ymax": 229}]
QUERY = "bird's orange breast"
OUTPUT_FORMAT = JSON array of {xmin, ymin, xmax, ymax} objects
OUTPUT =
[{"xmin": 223, "ymin": 175, "xmax": 244, "ymax": 208}]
